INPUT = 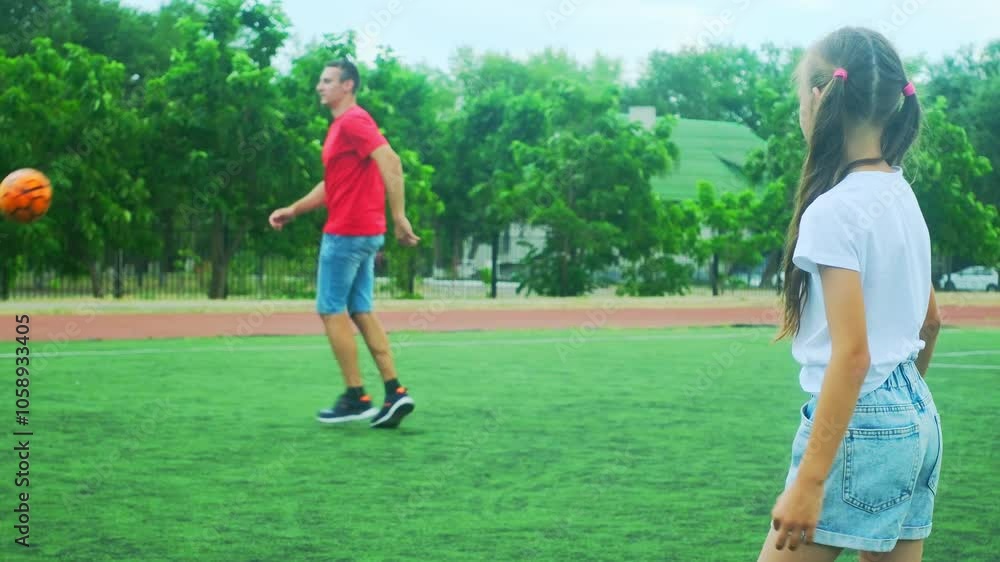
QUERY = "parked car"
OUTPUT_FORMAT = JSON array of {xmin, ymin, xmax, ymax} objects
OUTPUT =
[{"xmin": 939, "ymin": 266, "xmax": 999, "ymax": 292}]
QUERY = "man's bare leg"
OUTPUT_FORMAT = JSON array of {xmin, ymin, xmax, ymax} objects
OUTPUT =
[
  {"xmin": 351, "ymin": 312, "xmax": 397, "ymax": 382},
  {"xmin": 315, "ymin": 313, "xmax": 376, "ymax": 423},
  {"xmin": 321, "ymin": 313, "xmax": 363, "ymax": 387},
  {"xmin": 352, "ymin": 312, "xmax": 414, "ymax": 428}
]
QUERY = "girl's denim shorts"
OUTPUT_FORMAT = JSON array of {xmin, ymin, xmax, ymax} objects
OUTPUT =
[{"xmin": 784, "ymin": 359, "xmax": 943, "ymax": 552}]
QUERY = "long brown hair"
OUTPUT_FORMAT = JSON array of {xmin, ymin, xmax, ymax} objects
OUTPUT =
[{"xmin": 778, "ymin": 27, "xmax": 922, "ymax": 339}]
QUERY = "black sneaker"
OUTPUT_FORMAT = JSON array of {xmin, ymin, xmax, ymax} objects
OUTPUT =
[
  {"xmin": 317, "ymin": 393, "xmax": 378, "ymax": 424},
  {"xmin": 370, "ymin": 387, "xmax": 415, "ymax": 429}
]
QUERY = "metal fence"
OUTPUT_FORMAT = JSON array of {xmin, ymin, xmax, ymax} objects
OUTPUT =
[
  {"xmin": 6, "ymin": 226, "xmax": 783, "ymax": 301},
  {"xmin": 7, "ymin": 261, "xmax": 781, "ymax": 302}
]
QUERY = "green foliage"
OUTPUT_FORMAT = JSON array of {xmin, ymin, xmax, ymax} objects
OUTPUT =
[
  {"xmin": 909, "ymin": 97, "xmax": 1000, "ymax": 268},
  {"xmin": 907, "ymin": 42, "xmax": 1000, "ymax": 269},
  {"xmin": 623, "ymin": 44, "xmax": 801, "ymax": 134},
  {"xmin": 3, "ymin": 9, "xmax": 998, "ymax": 301},
  {"xmin": 0, "ymin": 37, "xmax": 151, "ymax": 296},
  {"xmin": 142, "ymin": 0, "xmax": 312, "ymax": 298},
  {"xmin": 513, "ymin": 85, "xmax": 679, "ymax": 296},
  {"xmin": 683, "ymin": 182, "xmax": 776, "ymax": 295},
  {"xmin": 478, "ymin": 266, "xmax": 492, "ymax": 290}
]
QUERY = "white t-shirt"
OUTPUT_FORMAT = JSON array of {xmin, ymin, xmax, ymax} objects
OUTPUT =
[{"xmin": 792, "ymin": 167, "xmax": 931, "ymax": 395}]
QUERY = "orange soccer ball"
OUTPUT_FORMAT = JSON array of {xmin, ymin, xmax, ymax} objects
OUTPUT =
[{"xmin": 0, "ymin": 168, "xmax": 52, "ymax": 224}]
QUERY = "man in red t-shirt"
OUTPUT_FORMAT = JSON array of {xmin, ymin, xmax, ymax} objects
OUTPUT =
[{"xmin": 269, "ymin": 59, "xmax": 419, "ymax": 429}]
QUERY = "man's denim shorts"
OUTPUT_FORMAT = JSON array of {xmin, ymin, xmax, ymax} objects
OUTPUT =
[
  {"xmin": 315, "ymin": 233, "xmax": 384, "ymax": 315},
  {"xmin": 784, "ymin": 359, "xmax": 943, "ymax": 552}
]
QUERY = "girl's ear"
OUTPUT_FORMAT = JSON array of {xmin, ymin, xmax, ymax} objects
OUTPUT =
[{"xmin": 811, "ymin": 86, "xmax": 822, "ymax": 103}]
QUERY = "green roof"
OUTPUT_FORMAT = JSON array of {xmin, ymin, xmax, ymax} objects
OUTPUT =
[{"xmin": 651, "ymin": 118, "xmax": 766, "ymax": 200}]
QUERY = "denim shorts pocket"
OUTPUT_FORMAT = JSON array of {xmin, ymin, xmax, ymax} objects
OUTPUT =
[
  {"xmin": 790, "ymin": 404, "xmax": 813, "ymax": 464},
  {"xmin": 843, "ymin": 423, "xmax": 921, "ymax": 513},
  {"xmin": 927, "ymin": 414, "xmax": 943, "ymax": 496}
]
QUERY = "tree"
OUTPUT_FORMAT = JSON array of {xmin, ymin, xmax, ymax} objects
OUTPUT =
[
  {"xmin": 512, "ymin": 84, "xmax": 678, "ymax": 296},
  {"xmin": 464, "ymin": 88, "xmax": 550, "ymax": 297},
  {"xmin": 435, "ymin": 49, "xmax": 627, "ymax": 285},
  {"xmin": 924, "ymin": 41, "xmax": 1000, "ymax": 226},
  {"xmin": 966, "ymin": 73, "xmax": 1000, "ymax": 212},
  {"xmin": 0, "ymin": 0, "xmax": 76, "ymax": 58},
  {"xmin": 146, "ymin": 0, "xmax": 313, "ymax": 299},
  {"xmin": 434, "ymin": 50, "xmax": 540, "ymax": 281},
  {"xmin": 908, "ymin": 97, "xmax": 1000, "ymax": 277},
  {"xmin": 617, "ymin": 198, "xmax": 700, "ymax": 297},
  {"xmin": 743, "ymin": 63, "xmax": 806, "ymax": 288},
  {"xmin": 686, "ymin": 182, "xmax": 778, "ymax": 296},
  {"xmin": 627, "ymin": 44, "xmax": 801, "ymax": 292},
  {"xmin": 623, "ymin": 44, "xmax": 798, "ymax": 132},
  {"xmin": 0, "ymin": 38, "xmax": 152, "ymax": 298}
]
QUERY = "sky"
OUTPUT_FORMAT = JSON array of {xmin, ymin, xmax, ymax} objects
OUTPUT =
[{"xmin": 122, "ymin": 0, "xmax": 1000, "ymax": 82}]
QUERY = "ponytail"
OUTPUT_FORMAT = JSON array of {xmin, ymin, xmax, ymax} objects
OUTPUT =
[
  {"xmin": 778, "ymin": 73, "xmax": 851, "ymax": 340},
  {"xmin": 882, "ymin": 89, "xmax": 922, "ymax": 167}
]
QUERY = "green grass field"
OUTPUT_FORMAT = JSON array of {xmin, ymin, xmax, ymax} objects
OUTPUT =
[{"xmin": 3, "ymin": 327, "xmax": 998, "ymax": 561}]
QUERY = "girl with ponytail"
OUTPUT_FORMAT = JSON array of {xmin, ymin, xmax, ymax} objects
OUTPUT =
[{"xmin": 759, "ymin": 27, "xmax": 942, "ymax": 562}]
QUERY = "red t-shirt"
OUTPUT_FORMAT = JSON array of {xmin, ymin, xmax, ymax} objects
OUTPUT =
[{"xmin": 321, "ymin": 105, "xmax": 389, "ymax": 236}]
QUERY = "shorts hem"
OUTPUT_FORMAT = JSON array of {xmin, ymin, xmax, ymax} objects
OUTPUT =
[
  {"xmin": 899, "ymin": 523, "xmax": 932, "ymax": 540},
  {"xmin": 317, "ymin": 306, "xmax": 348, "ymax": 316},
  {"xmin": 812, "ymin": 528, "xmax": 897, "ymax": 553}
]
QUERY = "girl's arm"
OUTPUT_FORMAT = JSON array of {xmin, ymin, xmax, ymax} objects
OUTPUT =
[
  {"xmin": 915, "ymin": 288, "xmax": 941, "ymax": 377},
  {"xmin": 771, "ymin": 265, "xmax": 869, "ymax": 549},
  {"xmin": 796, "ymin": 266, "xmax": 871, "ymax": 485}
]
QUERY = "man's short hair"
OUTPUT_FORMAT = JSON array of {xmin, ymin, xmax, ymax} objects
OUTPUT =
[{"xmin": 326, "ymin": 59, "xmax": 360, "ymax": 93}]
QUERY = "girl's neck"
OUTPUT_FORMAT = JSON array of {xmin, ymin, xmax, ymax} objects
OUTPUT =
[{"xmin": 843, "ymin": 122, "xmax": 894, "ymax": 172}]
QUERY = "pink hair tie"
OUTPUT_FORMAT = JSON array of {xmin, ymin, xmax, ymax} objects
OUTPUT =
[
  {"xmin": 833, "ymin": 68, "xmax": 848, "ymax": 81},
  {"xmin": 903, "ymin": 82, "xmax": 917, "ymax": 97}
]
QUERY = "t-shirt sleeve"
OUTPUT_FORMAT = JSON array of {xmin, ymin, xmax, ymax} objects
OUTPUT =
[
  {"xmin": 792, "ymin": 199, "xmax": 862, "ymax": 274},
  {"xmin": 340, "ymin": 114, "xmax": 388, "ymax": 158}
]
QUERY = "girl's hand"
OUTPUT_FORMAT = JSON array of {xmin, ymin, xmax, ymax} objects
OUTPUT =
[{"xmin": 770, "ymin": 478, "xmax": 824, "ymax": 551}]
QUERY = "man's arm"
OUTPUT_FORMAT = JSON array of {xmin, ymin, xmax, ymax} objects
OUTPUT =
[
  {"xmin": 370, "ymin": 145, "xmax": 405, "ymax": 220},
  {"xmin": 269, "ymin": 181, "xmax": 324, "ymax": 230},
  {"xmin": 370, "ymin": 145, "xmax": 419, "ymax": 245},
  {"xmin": 291, "ymin": 181, "xmax": 326, "ymax": 217},
  {"xmin": 915, "ymin": 288, "xmax": 941, "ymax": 377}
]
